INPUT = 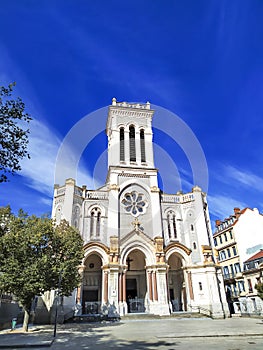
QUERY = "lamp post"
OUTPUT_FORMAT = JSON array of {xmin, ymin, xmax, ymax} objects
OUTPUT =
[{"xmin": 53, "ymin": 269, "xmax": 63, "ymax": 338}]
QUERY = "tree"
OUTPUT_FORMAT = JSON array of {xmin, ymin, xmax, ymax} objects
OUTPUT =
[
  {"xmin": 255, "ymin": 281, "xmax": 263, "ymax": 299},
  {"xmin": 0, "ymin": 206, "xmax": 84, "ymax": 331},
  {"xmin": 0, "ymin": 83, "xmax": 31, "ymax": 183}
]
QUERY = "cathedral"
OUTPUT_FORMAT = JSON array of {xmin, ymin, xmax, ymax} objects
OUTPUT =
[{"xmin": 51, "ymin": 99, "xmax": 229, "ymax": 319}]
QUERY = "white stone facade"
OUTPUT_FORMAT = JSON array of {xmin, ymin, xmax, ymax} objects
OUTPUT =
[{"xmin": 51, "ymin": 99, "xmax": 229, "ymax": 319}]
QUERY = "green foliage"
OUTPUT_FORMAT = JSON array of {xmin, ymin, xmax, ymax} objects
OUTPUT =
[
  {"xmin": 0, "ymin": 83, "xmax": 32, "ymax": 183},
  {"xmin": 0, "ymin": 206, "xmax": 84, "ymax": 329},
  {"xmin": 255, "ymin": 282, "xmax": 263, "ymax": 299}
]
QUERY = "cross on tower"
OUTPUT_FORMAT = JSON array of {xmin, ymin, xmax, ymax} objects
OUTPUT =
[{"xmin": 132, "ymin": 217, "xmax": 141, "ymax": 231}]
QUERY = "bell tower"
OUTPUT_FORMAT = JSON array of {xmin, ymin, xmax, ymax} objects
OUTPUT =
[{"xmin": 106, "ymin": 98, "xmax": 155, "ymax": 170}]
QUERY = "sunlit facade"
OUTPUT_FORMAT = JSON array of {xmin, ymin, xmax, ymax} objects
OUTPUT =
[{"xmin": 51, "ymin": 99, "xmax": 229, "ymax": 319}]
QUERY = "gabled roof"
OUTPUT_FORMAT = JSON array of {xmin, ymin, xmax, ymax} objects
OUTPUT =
[{"xmin": 244, "ymin": 249, "xmax": 263, "ymax": 263}]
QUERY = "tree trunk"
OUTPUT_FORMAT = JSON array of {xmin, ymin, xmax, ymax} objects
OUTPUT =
[{"xmin": 22, "ymin": 306, "xmax": 30, "ymax": 332}]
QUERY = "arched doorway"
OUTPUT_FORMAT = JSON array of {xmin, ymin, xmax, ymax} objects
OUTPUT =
[
  {"xmin": 82, "ymin": 254, "xmax": 102, "ymax": 314},
  {"xmin": 126, "ymin": 249, "xmax": 147, "ymax": 313},
  {"xmin": 167, "ymin": 253, "xmax": 185, "ymax": 311}
]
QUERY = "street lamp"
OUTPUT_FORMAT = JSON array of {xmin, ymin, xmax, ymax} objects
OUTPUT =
[{"xmin": 53, "ymin": 269, "xmax": 63, "ymax": 338}]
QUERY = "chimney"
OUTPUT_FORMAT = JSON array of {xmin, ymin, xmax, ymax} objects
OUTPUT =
[
  {"xmin": 215, "ymin": 220, "xmax": 221, "ymax": 227},
  {"xmin": 234, "ymin": 207, "xmax": 241, "ymax": 218},
  {"xmin": 234, "ymin": 208, "xmax": 240, "ymax": 214}
]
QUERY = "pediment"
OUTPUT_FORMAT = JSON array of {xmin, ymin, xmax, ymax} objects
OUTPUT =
[{"xmin": 120, "ymin": 228, "xmax": 154, "ymax": 247}]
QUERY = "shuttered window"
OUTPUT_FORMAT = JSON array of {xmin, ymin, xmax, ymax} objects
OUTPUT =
[
  {"xmin": 120, "ymin": 127, "xmax": 125, "ymax": 161},
  {"xmin": 140, "ymin": 129, "xmax": 146, "ymax": 162},
  {"xmin": 129, "ymin": 126, "xmax": 136, "ymax": 162}
]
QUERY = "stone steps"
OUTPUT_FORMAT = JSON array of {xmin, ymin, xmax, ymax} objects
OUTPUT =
[
  {"xmin": 121, "ymin": 312, "xmax": 209, "ymax": 320},
  {"xmin": 68, "ymin": 311, "xmax": 210, "ymax": 323},
  {"xmin": 70, "ymin": 314, "xmax": 120, "ymax": 323}
]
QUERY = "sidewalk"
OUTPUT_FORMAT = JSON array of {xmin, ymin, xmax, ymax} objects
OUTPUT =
[
  {"xmin": 0, "ymin": 325, "xmax": 54, "ymax": 348},
  {"xmin": 0, "ymin": 317, "xmax": 262, "ymax": 349}
]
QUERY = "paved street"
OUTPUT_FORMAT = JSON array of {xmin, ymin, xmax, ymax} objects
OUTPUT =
[{"xmin": 0, "ymin": 317, "xmax": 263, "ymax": 350}]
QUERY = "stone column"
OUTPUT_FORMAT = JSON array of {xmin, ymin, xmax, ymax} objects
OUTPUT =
[
  {"xmin": 118, "ymin": 273, "xmax": 123, "ymax": 302},
  {"xmin": 147, "ymin": 271, "xmax": 153, "ymax": 301},
  {"xmin": 122, "ymin": 272, "xmax": 126, "ymax": 302},
  {"xmin": 103, "ymin": 271, "xmax": 109, "ymax": 304},
  {"xmin": 187, "ymin": 270, "xmax": 194, "ymax": 301},
  {"xmin": 152, "ymin": 271, "xmax": 158, "ymax": 301}
]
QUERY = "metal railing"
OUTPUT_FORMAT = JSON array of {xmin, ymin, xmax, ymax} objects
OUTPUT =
[
  {"xmin": 128, "ymin": 298, "xmax": 145, "ymax": 313},
  {"xmin": 83, "ymin": 301, "xmax": 101, "ymax": 315}
]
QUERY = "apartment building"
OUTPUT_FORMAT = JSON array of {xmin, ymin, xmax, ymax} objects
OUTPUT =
[
  {"xmin": 213, "ymin": 207, "xmax": 263, "ymax": 313},
  {"xmin": 242, "ymin": 249, "xmax": 263, "ymax": 314}
]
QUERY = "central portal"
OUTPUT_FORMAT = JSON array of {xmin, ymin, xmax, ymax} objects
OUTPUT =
[{"xmin": 126, "ymin": 249, "xmax": 147, "ymax": 313}]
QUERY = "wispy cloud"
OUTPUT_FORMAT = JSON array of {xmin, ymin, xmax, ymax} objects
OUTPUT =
[
  {"xmin": 227, "ymin": 165, "xmax": 263, "ymax": 190},
  {"xmin": 20, "ymin": 119, "xmax": 92, "ymax": 196},
  {"xmin": 217, "ymin": 165, "xmax": 263, "ymax": 192},
  {"xmin": 208, "ymin": 193, "xmax": 247, "ymax": 219}
]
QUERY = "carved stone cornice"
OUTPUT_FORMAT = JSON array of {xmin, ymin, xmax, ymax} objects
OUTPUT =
[
  {"xmin": 150, "ymin": 186, "xmax": 160, "ymax": 192},
  {"xmin": 108, "ymin": 184, "xmax": 119, "ymax": 191}
]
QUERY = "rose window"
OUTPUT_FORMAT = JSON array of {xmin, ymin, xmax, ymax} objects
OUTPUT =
[{"xmin": 122, "ymin": 191, "xmax": 147, "ymax": 217}]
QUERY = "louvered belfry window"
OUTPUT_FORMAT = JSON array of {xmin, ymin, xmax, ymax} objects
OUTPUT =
[
  {"xmin": 129, "ymin": 125, "xmax": 136, "ymax": 162},
  {"xmin": 140, "ymin": 129, "xmax": 146, "ymax": 162},
  {"xmin": 120, "ymin": 127, "xmax": 125, "ymax": 161}
]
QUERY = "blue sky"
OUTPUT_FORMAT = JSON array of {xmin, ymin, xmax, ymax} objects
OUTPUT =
[{"xmin": 1, "ymin": 0, "xmax": 263, "ymax": 227}]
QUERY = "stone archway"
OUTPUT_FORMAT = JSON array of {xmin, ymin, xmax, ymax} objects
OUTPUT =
[
  {"xmin": 126, "ymin": 249, "xmax": 147, "ymax": 313},
  {"xmin": 167, "ymin": 253, "xmax": 186, "ymax": 311},
  {"xmin": 82, "ymin": 253, "xmax": 102, "ymax": 314}
]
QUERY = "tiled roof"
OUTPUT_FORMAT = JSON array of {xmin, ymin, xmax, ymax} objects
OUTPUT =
[{"xmin": 244, "ymin": 249, "xmax": 263, "ymax": 263}]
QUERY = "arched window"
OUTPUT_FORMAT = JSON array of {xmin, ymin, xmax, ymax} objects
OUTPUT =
[
  {"xmin": 168, "ymin": 219, "xmax": 171, "ymax": 238},
  {"xmin": 90, "ymin": 212, "xmax": 94, "ymax": 237},
  {"xmin": 167, "ymin": 211, "xmax": 177, "ymax": 239},
  {"xmin": 90, "ymin": 208, "xmax": 102, "ymax": 238},
  {"xmin": 120, "ymin": 127, "xmax": 125, "ymax": 161},
  {"xmin": 140, "ymin": 129, "xmax": 146, "ymax": 162},
  {"xmin": 172, "ymin": 214, "xmax": 177, "ymax": 238},
  {"xmin": 129, "ymin": 125, "xmax": 136, "ymax": 162},
  {"xmin": 96, "ymin": 212, "xmax": 101, "ymax": 237}
]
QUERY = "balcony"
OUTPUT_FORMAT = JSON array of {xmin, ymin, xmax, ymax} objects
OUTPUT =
[{"xmin": 223, "ymin": 273, "xmax": 236, "ymax": 281}]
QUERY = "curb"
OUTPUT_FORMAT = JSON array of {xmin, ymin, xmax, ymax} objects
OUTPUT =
[
  {"xmin": 0, "ymin": 337, "xmax": 54, "ymax": 348},
  {"xmin": 157, "ymin": 333, "xmax": 263, "ymax": 339}
]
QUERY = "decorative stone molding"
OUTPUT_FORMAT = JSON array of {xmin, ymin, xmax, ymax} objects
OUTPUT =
[
  {"xmin": 86, "ymin": 191, "xmax": 109, "ymax": 200},
  {"xmin": 192, "ymin": 185, "xmax": 202, "ymax": 192},
  {"xmin": 110, "ymin": 236, "xmax": 119, "ymax": 253},
  {"xmin": 108, "ymin": 184, "xmax": 119, "ymax": 191},
  {"xmin": 119, "ymin": 173, "xmax": 150, "ymax": 178},
  {"xmin": 154, "ymin": 237, "xmax": 164, "ymax": 253},
  {"xmin": 111, "ymin": 109, "xmax": 153, "ymax": 118},
  {"xmin": 202, "ymin": 245, "xmax": 213, "ymax": 263},
  {"xmin": 65, "ymin": 178, "xmax": 75, "ymax": 186},
  {"xmin": 150, "ymin": 186, "xmax": 160, "ymax": 192},
  {"xmin": 112, "ymin": 99, "xmax": 151, "ymax": 110},
  {"xmin": 161, "ymin": 193, "xmax": 194, "ymax": 203},
  {"xmin": 164, "ymin": 242, "xmax": 192, "ymax": 256},
  {"xmin": 83, "ymin": 241, "xmax": 110, "ymax": 255}
]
